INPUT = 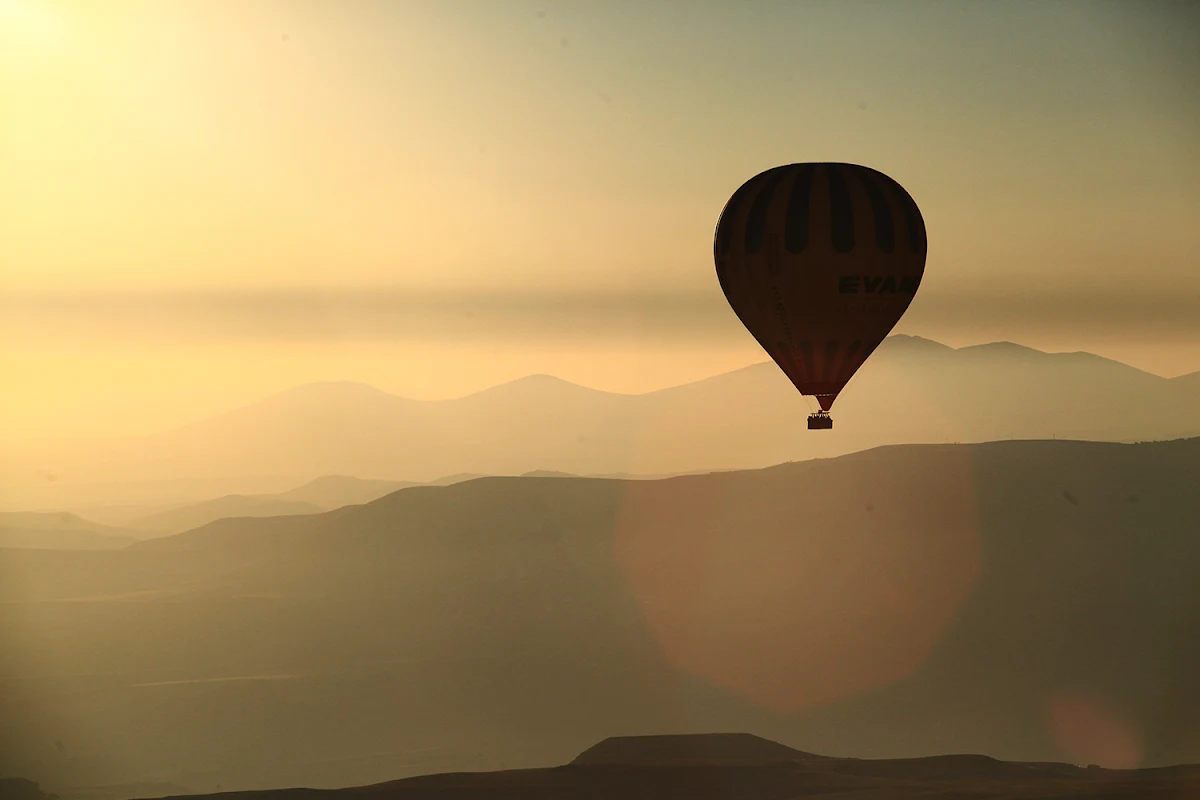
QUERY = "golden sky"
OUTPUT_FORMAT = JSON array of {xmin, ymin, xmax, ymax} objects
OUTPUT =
[{"xmin": 2, "ymin": 0, "xmax": 1198, "ymax": 438}]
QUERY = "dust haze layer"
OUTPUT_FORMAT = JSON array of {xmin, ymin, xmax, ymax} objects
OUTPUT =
[
  {"xmin": 2, "ymin": 438, "xmax": 1198, "ymax": 794},
  {"xmin": 5, "ymin": 337, "xmax": 1199, "ymax": 512}
]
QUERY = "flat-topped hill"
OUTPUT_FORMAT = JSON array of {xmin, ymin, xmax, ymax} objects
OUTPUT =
[
  {"xmin": 572, "ymin": 733, "xmax": 822, "ymax": 766},
  {"xmin": 138, "ymin": 734, "xmax": 1200, "ymax": 799}
]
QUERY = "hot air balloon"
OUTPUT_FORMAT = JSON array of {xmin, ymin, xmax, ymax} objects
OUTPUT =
[{"xmin": 713, "ymin": 163, "xmax": 926, "ymax": 429}]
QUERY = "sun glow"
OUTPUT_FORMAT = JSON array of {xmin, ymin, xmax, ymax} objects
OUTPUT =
[{"xmin": 0, "ymin": 0, "xmax": 64, "ymax": 50}]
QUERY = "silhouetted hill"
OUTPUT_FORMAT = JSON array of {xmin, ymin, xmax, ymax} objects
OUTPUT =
[
  {"xmin": 426, "ymin": 473, "xmax": 488, "ymax": 486},
  {"xmin": 572, "ymin": 733, "xmax": 823, "ymax": 766},
  {"xmin": 129, "ymin": 495, "xmax": 324, "ymax": 535},
  {"xmin": 3, "ymin": 439, "xmax": 1199, "ymax": 793},
  {"xmin": 6, "ymin": 338, "xmax": 1199, "ymax": 510},
  {"xmin": 125, "ymin": 474, "xmax": 481, "ymax": 535},
  {"xmin": 0, "ymin": 779, "xmax": 59, "ymax": 800},
  {"xmin": 1174, "ymin": 370, "xmax": 1200, "ymax": 394},
  {"xmin": 55, "ymin": 784, "xmax": 190, "ymax": 800},
  {"xmin": 0, "ymin": 512, "xmax": 137, "ymax": 550},
  {"xmin": 139, "ymin": 734, "xmax": 1200, "ymax": 799},
  {"xmin": 274, "ymin": 476, "xmax": 419, "ymax": 508},
  {"xmin": 0, "ymin": 512, "xmax": 120, "ymax": 535},
  {"xmin": 0, "ymin": 527, "xmax": 136, "ymax": 551}
]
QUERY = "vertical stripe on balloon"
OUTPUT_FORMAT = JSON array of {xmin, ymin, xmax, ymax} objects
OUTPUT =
[
  {"xmin": 822, "ymin": 340, "xmax": 841, "ymax": 382},
  {"xmin": 797, "ymin": 341, "xmax": 816, "ymax": 383},
  {"xmin": 825, "ymin": 166, "xmax": 855, "ymax": 253},
  {"xmin": 744, "ymin": 167, "xmax": 789, "ymax": 254},
  {"xmin": 879, "ymin": 173, "xmax": 925, "ymax": 255},
  {"xmin": 784, "ymin": 164, "xmax": 816, "ymax": 254},
  {"xmin": 857, "ymin": 170, "xmax": 895, "ymax": 253}
]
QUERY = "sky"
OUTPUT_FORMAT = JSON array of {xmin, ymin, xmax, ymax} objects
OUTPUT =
[{"xmin": 2, "ymin": 0, "xmax": 1198, "ymax": 439}]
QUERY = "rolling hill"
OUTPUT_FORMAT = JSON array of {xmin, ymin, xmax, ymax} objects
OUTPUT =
[
  {"xmin": 1173, "ymin": 370, "xmax": 1200, "ymax": 395},
  {"xmin": 128, "ymin": 495, "xmax": 324, "ymax": 535},
  {"xmin": 0, "ymin": 512, "xmax": 137, "ymax": 550},
  {"xmin": 125, "ymin": 475, "xmax": 474, "ymax": 535},
  {"xmin": 5, "ymin": 337, "xmax": 1199, "ymax": 512},
  {"xmin": 273, "ymin": 475, "xmax": 420, "ymax": 509},
  {"xmin": 2, "ymin": 438, "xmax": 1198, "ymax": 794},
  {"xmin": 108, "ymin": 733, "xmax": 1199, "ymax": 799}
]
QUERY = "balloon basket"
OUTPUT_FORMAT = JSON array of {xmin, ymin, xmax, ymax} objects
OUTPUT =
[{"xmin": 807, "ymin": 412, "xmax": 833, "ymax": 430}]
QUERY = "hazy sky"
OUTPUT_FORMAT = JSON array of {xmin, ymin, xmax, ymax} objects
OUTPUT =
[{"xmin": 2, "ymin": 0, "xmax": 1198, "ymax": 438}]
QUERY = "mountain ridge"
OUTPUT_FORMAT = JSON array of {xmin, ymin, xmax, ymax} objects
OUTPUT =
[
  {"xmin": 147, "ymin": 337, "xmax": 1189, "ymax": 413},
  {"xmin": 5, "ymin": 337, "xmax": 1199, "ymax": 512}
]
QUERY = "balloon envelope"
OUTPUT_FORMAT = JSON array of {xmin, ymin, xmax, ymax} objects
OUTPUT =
[{"xmin": 714, "ymin": 163, "xmax": 926, "ymax": 411}]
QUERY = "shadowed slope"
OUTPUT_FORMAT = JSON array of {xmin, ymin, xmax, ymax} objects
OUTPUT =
[
  {"xmin": 130, "ymin": 495, "xmax": 324, "ymax": 535},
  {"xmin": 2, "ymin": 440, "xmax": 1199, "ymax": 792},
  {"xmin": 141, "ymin": 734, "xmax": 1200, "ymax": 800},
  {"xmin": 0, "ymin": 512, "xmax": 137, "ymax": 550},
  {"xmin": 274, "ymin": 476, "xmax": 420, "ymax": 509}
]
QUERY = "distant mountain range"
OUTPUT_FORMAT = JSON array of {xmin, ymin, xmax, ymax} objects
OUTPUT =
[
  {"xmin": 5, "ymin": 336, "xmax": 1199, "ymax": 512},
  {"xmin": 3, "ymin": 437, "xmax": 1198, "ymax": 793}
]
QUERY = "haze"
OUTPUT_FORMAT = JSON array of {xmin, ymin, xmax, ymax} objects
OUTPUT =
[
  {"xmin": 3, "ymin": 0, "xmax": 1198, "ymax": 440},
  {"xmin": 3, "ymin": 3, "xmax": 1200, "ymax": 799}
]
